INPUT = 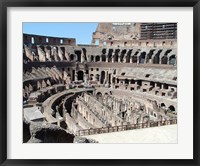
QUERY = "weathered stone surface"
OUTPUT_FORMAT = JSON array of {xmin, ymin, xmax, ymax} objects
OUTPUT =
[{"xmin": 25, "ymin": 120, "xmax": 75, "ymax": 143}]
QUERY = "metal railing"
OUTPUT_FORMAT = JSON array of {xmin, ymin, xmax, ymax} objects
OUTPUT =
[{"xmin": 77, "ymin": 119, "xmax": 177, "ymax": 136}]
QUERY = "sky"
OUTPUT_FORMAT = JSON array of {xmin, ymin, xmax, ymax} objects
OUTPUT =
[{"xmin": 23, "ymin": 23, "xmax": 98, "ymax": 45}]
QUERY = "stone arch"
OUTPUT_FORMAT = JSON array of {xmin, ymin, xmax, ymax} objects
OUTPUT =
[
  {"xmin": 132, "ymin": 55, "xmax": 137, "ymax": 63},
  {"xmin": 161, "ymin": 55, "xmax": 168, "ymax": 64},
  {"xmin": 126, "ymin": 49, "xmax": 132, "ymax": 63},
  {"xmin": 108, "ymin": 49, "xmax": 113, "ymax": 62},
  {"xmin": 102, "ymin": 54, "xmax": 106, "ymax": 62},
  {"xmin": 91, "ymin": 55, "xmax": 94, "ymax": 62},
  {"xmin": 95, "ymin": 55, "xmax": 100, "ymax": 62},
  {"xmin": 96, "ymin": 92, "xmax": 102, "ymax": 101},
  {"xmin": 169, "ymin": 55, "xmax": 176, "ymax": 65},
  {"xmin": 125, "ymin": 78, "xmax": 129, "ymax": 84},
  {"xmin": 75, "ymin": 50, "xmax": 81, "ymax": 62},
  {"xmin": 153, "ymin": 50, "xmax": 162, "ymax": 64},
  {"xmin": 139, "ymin": 52, "xmax": 146, "ymax": 64},
  {"xmin": 77, "ymin": 71, "xmax": 84, "ymax": 81},
  {"xmin": 120, "ymin": 49, "xmax": 126, "ymax": 62},
  {"xmin": 90, "ymin": 74, "xmax": 94, "ymax": 80},
  {"xmin": 114, "ymin": 49, "xmax": 120, "ymax": 62},
  {"xmin": 70, "ymin": 54, "xmax": 75, "ymax": 61},
  {"xmin": 146, "ymin": 49, "xmax": 155, "ymax": 63},
  {"xmin": 161, "ymin": 103, "xmax": 166, "ymax": 109},
  {"xmin": 112, "ymin": 77, "xmax": 116, "ymax": 84},
  {"xmin": 168, "ymin": 105, "xmax": 176, "ymax": 112}
]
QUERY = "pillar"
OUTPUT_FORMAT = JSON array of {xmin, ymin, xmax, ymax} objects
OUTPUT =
[
  {"xmin": 137, "ymin": 56, "xmax": 139, "ymax": 64},
  {"xmin": 75, "ymin": 71, "xmax": 78, "ymax": 81}
]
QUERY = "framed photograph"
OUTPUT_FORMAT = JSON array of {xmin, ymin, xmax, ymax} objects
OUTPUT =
[{"xmin": 0, "ymin": 0, "xmax": 199, "ymax": 165}]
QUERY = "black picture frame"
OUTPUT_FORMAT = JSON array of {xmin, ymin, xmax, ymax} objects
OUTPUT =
[{"xmin": 0, "ymin": 0, "xmax": 199, "ymax": 165}]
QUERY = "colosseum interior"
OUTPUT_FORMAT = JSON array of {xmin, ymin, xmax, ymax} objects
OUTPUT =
[{"xmin": 23, "ymin": 23, "xmax": 177, "ymax": 143}]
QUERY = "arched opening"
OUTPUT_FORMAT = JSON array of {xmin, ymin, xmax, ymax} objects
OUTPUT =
[
  {"xmin": 132, "ymin": 56, "xmax": 137, "ymax": 63},
  {"xmin": 130, "ymin": 79, "xmax": 135, "ymax": 84},
  {"xmin": 100, "ymin": 71, "xmax": 105, "ymax": 84},
  {"xmin": 161, "ymin": 103, "xmax": 166, "ymax": 109},
  {"xmin": 146, "ymin": 49, "xmax": 155, "ymax": 63},
  {"xmin": 126, "ymin": 50, "xmax": 132, "ymax": 63},
  {"xmin": 77, "ymin": 71, "xmax": 84, "ymax": 81},
  {"xmin": 169, "ymin": 55, "xmax": 176, "ymax": 65},
  {"xmin": 95, "ymin": 40, "xmax": 99, "ymax": 45},
  {"xmin": 75, "ymin": 50, "xmax": 81, "ymax": 62},
  {"xmin": 122, "ymin": 111, "xmax": 126, "ymax": 118},
  {"xmin": 108, "ymin": 49, "xmax": 113, "ymax": 62},
  {"xmin": 108, "ymin": 73, "xmax": 111, "ymax": 84},
  {"xmin": 91, "ymin": 55, "xmax": 94, "ymax": 62},
  {"xmin": 139, "ymin": 52, "xmax": 146, "ymax": 64},
  {"xmin": 153, "ymin": 50, "xmax": 162, "ymax": 64},
  {"xmin": 95, "ymin": 56, "xmax": 100, "ymax": 62},
  {"xmin": 60, "ymin": 47, "xmax": 66, "ymax": 60},
  {"xmin": 168, "ymin": 105, "xmax": 175, "ymax": 112},
  {"xmin": 96, "ymin": 92, "xmax": 102, "ymax": 101},
  {"xmin": 114, "ymin": 49, "xmax": 120, "ymax": 62},
  {"xmin": 90, "ymin": 74, "xmax": 94, "ymax": 80},
  {"xmin": 161, "ymin": 56, "xmax": 168, "ymax": 64},
  {"xmin": 161, "ymin": 103, "xmax": 166, "ymax": 107},
  {"xmin": 120, "ymin": 49, "xmax": 126, "ymax": 62},
  {"xmin": 70, "ymin": 54, "xmax": 75, "ymax": 61},
  {"xmin": 102, "ymin": 54, "xmax": 106, "ymax": 62},
  {"xmin": 112, "ymin": 77, "xmax": 116, "ymax": 84},
  {"xmin": 125, "ymin": 78, "xmax": 129, "ymax": 84}
]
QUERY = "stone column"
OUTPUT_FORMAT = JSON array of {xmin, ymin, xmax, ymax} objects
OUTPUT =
[
  {"xmin": 112, "ymin": 54, "xmax": 115, "ymax": 63},
  {"xmin": 75, "ymin": 71, "xmax": 78, "ymax": 81},
  {"xmin": 123, "ymin": 54, "xmax": 127, "ymax": 63},
  {"xmin": 137, "ymin": 56, "xmax": 140, "ymax": 64},
  {"xmin": 159, "ymin": 58, "xmax": 162, "ymax": 64},
  {"xmin": 118, "ymin": 55, "xmax": 120, "ymax": 63},
  {"xmin": 144, "ymin": 56, "xmax": 147, "ymax": 64},
  {"xmin": 106, "ymin": 55, "xmax": 108, "ymax": 62},
  {"xmin": 130, "ymin": 56, "xmax": 133, "ymax": 63},
  {"xmin": 84, "ymin": 72, "xmax": 88, "ymax": 84}
]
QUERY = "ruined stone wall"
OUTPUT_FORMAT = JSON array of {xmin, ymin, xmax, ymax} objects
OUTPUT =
[
  {"xmin": 23, "ymin": 33, "xmax": 76, "ymax": 46},
  {"xmin": 92, "ymin": 23, "xmax": 177, "ymax": 47}
]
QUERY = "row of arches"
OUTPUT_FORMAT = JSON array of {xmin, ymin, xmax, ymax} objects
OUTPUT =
[
  {"xmin": 89, "ymin": 53, "xmax": 176, "ymax": 65},
  {"xmin": 160, "ymin": 103, "xmax": 176, "ymax": 112}
]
